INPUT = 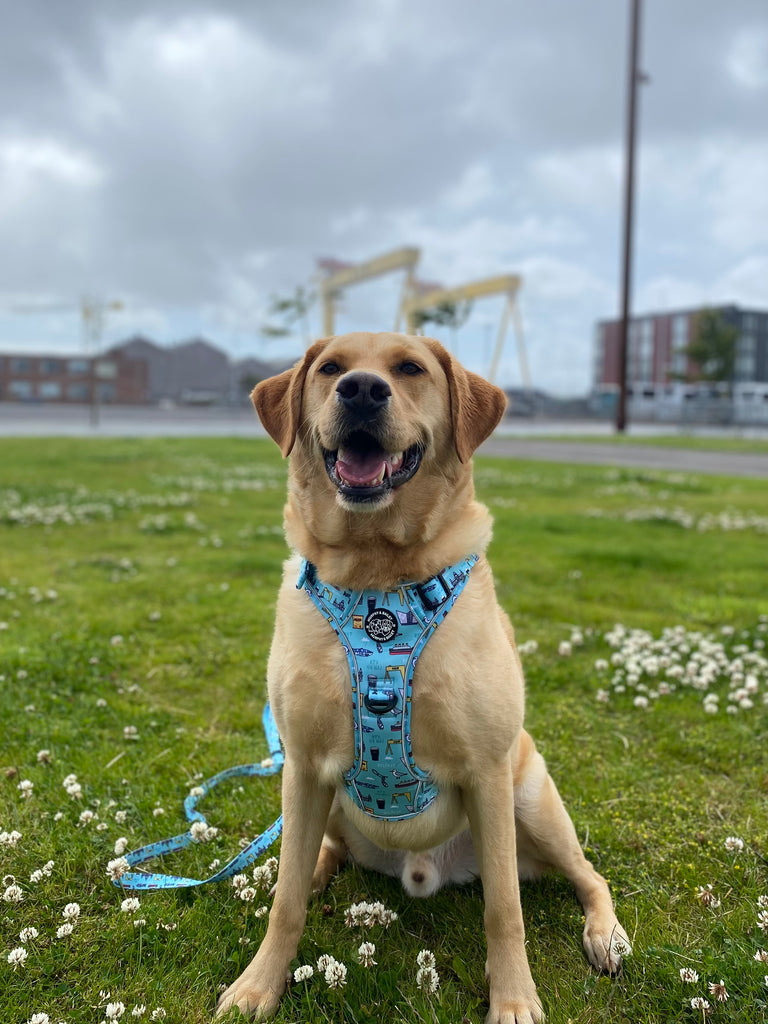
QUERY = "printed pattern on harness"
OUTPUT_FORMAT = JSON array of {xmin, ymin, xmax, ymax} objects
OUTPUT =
[{"xmin": 297, "ymin": 554, "xmax": 478, "ymax": 822}]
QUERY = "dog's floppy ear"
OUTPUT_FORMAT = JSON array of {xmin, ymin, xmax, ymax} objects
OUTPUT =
[
  {"xmin": 426, "ymin": 339, "xmax": 507, "ymax": 463},
  {"xmin": 252, "ymin": 338, "xmax": 330, "ymax": 456}
]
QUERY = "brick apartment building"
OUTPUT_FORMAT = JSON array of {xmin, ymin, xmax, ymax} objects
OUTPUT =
[
  {"xmin": 0, "ymin": 350, "xmax": 148, "ymax": 404},
  {"xmin": 594, "ymin": 304, "xmax": 768, "ymax": 391},
  {"xmin": 0, "ymin": 337, "xmax": 290, "ymax": 406},
  {"xmin": 593, "ymin": 304, "xmax": 768, "ymax": 422}
]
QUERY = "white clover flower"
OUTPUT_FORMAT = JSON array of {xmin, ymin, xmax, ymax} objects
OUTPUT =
[
  {"xmin": 131, "ymin": 1007, "xmax": 146, "ymax": 1018},
  {"xmin": 62, "ymin": 902, "xmax": 81, "ymax": 921},
  {"xmin": 724, "ymin": 836, "xmax": 744, "ymax": 852},
  {"xmin": 316, "ymin": 954, "xmax": 333, "ymax": 972},
  {"xmin": 7, "ymin": 946, "xmax": 28, "ymax": 969},
  {"xmin": 20, "ymin": 927, "xmax": 39, "ymax": 943},
  {"xmin": 416, "ymin": 949, "xmax": 436, "ymax": 969},
  {"xmin": 679, "ymin": 967, "xmax": 699, "ymax": 983},
  {"xmin": 149, "ymin": 1009, "xmax": 167, "ymax": 1021},
  {"xmin": 56, "ymin": 923, "xmax": 74, "ymax": 938},
  {"xmin": 152, "ymin": 807, "xmax": 164, "ymax": 817},
  {"xmin": 416, "ymin": 966, "xmax": 440, "ymax": 993},
  {"xmin": 36, "ymin": 749, "xmax": 52, "ymax": 763},
  {"xmin": 18, "ymin": 779, "xmax": 34, "ymax": 798},
  {"xmin": 123, "ymin": 726, "xmax": 139, "ymax": 740},
  {"xmin": 190, "ymin": 821, "xmax": 216, "ymax": 842},
  {"xmin": 252, "ymin": 864, "xmax": 273, "ymax": 889},
  {"xmin": 254, "ymin": 906, "xmax": 268, "ymax": 918},
  {"xmin": 695, "ymin": 884, "xmax": 720, "ymax": 909},
  {"xmin": 4, "ymin": 883, "xmax": 24, "ymax": 903},
  {"xmin": 558, "ymin": 641, "xmax": 572, "ymax": 657},
  {"xmin": 105, "ymin": 1002, "xmax": 126, "ymax": 1020},
  {"xmin": 708, "ymin": 980, "xmax": 728, "ymax": 1002},
  {"xmin": 293, "ymin": 965, "xmax": 314, "ymax": 982},
  {"xmin": 358, "ymin": 941, "xmax": 376, "ymax": 967},
  {"xmin": 754, "ymin": 949, "xmax": 768, "ymax": 964},
  {"xmin": 121, "ymin": 897, "xmax": 141, "ymax": 913},
  {"xmin": 690, "ymin": 997, "xmax": 710, "ymax": 1011},
  {"xmin": 238, "ymin": 887, "xmax": 257, "ymax": 902},
  {"xmin": 114, "ymin": 810, "xmax": 128, "ymax": 824},
  {"xmin": 79, "ymin": 810, "xmax": 97, "ymax": 826},
  {"xmin": 758, "ymin": 896, "xmax": 768, "ymax": 910},
  {"xmin": 0, "ymin": 829, "xmax": 23, "ymax": 846},
  {"xmin": 324, "ymin": 958, "xmax": 347, "ymax": 989},
  {"xmin": 106, "ymin": 857, "xmax": 131, "ymax": 881},
  {"xmin": 27, "ymin": 1014, "xmax": 50, "ymax": 1024},
  {"xmin": 114, "ymin": 837, "xmax": 129, "ymax": 856},
  {"xmin": 758, "ymin": 909, "xmax": 768, "ymax": 933}
]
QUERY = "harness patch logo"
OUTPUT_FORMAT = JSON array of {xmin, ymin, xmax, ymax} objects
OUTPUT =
[{"xmin": 364, "ymin": 608, "xmax": 398, "ymax": 644}]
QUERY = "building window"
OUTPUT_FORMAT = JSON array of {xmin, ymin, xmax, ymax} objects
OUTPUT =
[
  {"xmin": 95, "ymin": 360, "xmax": 117, "ymax": 380},
  {"xmin": 10, "ymin": 357, "xmax": 33, "ymax": 374},
  {"xmin": 9, "ymin": 380, "xmax": 34, "ymax": 399},
  {"xmin": 66, "ymin": 382, "xmax": 90, "ymax": 400},
  {"xmin": 735, "ymin": 334, "xmax": 756, "ymax": 381},
  {"xmin": 38, "ymin": 381, "xmax": 63, "ymax": 400},
  {"xmin": 40, "ymin": 358, "xmax": 64, "ymax": 375},
  {"xmin": 670, "ymin": 314, "xmax": 689, "ymax": 378},
  {"xmin": 67, "ymin": 359, "xmax": 90, "ymax": 375}
]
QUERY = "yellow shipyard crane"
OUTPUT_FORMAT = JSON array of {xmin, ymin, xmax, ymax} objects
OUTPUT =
[
  {"xmin": 402, "ymin": 273, "xmax": 529, "ymax": 387},
  {"xmin": 317, "ymin": 247, "xmax": 421, "ymax": 336}
]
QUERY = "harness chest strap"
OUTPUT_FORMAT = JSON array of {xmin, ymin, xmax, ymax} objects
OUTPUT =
[{"xmin": 297, "ymin": 553, "xmax": 479, "ymax": 822}]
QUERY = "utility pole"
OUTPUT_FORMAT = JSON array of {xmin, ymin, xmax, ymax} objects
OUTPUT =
[{"xmin": 616, "ymin": 0, "xmax": 644, "ymax": 433}]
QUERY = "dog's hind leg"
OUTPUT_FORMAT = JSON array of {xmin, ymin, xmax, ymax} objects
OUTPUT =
[
  {"xmin": 513, "ymin": 731, "xmax": 632, "ymax": 973},
  {"xmin": 311, "ymin": 796, "xmax": 349, "ymax": 893}
]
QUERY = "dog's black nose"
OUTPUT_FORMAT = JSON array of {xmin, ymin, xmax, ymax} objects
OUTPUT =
[{"xmin": 336, "ymin": 372, "xmax": 391, "ymax": 419}]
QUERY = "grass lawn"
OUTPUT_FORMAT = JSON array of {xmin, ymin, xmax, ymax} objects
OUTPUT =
[{"xmin": 1, "ymin": 436, "xmax": 767, "ymax": 1024}]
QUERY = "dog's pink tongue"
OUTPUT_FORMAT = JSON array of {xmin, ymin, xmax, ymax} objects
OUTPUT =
[{"xmin": 336, "ymin": 450, "xmax": 387, "ymax": 486}]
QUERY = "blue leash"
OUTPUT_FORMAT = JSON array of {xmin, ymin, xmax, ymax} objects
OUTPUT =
[{"xmin": 114, "ymin": 704, "xmax": 284, "ymax": 891}]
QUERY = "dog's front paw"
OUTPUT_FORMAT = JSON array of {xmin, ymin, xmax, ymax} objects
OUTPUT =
[
  {"xmin": 216, "ymin": 962, "xmax": 285, "ymax": 1020},
  {"xmin": 583, "ymin": 916, "xmax": 632, "ymax": 974},
  {"xmin": 486, "ymin": 994, "xmax": 545, "ymax": 1024}
]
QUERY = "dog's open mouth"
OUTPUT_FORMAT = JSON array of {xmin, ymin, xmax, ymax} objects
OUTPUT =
[{"xmin": 323, "ymin": 431, "xmax": 422, "ymax": 503}]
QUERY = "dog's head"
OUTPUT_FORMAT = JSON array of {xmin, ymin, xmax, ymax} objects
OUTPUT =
[{"xmin": 253, "ymin": 332, "xmax": 506, "ymax": 513}]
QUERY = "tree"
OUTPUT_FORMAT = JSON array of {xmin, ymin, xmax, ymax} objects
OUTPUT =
[
  {"xmin": 260, "ymin": 286, "xmax": 315, "ymax": 344},
  {"xmin": 684, "ymin": 309, "xmax": 738, "ymax": 384},
  {"xmin": 410, "ymin": 299, "xmax": 473, "ymax": 333}
]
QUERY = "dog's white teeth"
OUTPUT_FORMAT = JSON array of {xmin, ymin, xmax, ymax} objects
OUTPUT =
[{"xmin": 388, "ymin": 452, "xmax": 404, "ymax": 475}]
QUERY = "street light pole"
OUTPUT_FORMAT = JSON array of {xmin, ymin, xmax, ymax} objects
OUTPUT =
[{"xmin": 616, "ymin": 0, "xmax": 643, "ymax": 433}]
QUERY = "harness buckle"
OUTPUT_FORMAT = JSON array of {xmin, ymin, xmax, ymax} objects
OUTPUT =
[
  {"xmin": 364, "ymin": 688, "xmax": 399, "ymax": 715},
  {"xmin": 416, "ymin": 572, "xmax": 451, "ymax": 611}
]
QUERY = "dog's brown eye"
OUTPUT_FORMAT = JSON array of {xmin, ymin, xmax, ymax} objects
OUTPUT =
[
  {"xmin": 318, "ymin": 361, "xmax": 342, "ymax": 376},
  {"xmin": 397, "ymin": 361, "xmax": 423, "ymax": 376}
]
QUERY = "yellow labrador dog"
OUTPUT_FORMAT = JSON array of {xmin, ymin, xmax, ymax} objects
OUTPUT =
[{"xmin": 218, "ymin": 332, "xmax": 630, "ymax": 1023}]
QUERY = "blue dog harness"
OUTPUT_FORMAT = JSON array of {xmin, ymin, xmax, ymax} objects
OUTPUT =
[{"xmin": 297, "ymin": 554, "xmax": 478, "ymax": 822}]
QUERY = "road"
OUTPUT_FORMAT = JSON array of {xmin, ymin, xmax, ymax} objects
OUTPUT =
[
  {"xmin": 1, "ymin": 402, "xmax": 767, "ymax": 477},
  {"xmin": 480, "ymin": 436, "xmax": 768, "ymax": 478}
]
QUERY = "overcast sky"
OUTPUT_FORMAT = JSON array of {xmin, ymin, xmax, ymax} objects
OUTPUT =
[{"xmin": 1, "ymin": 0, "xmax": 766, "ymax": 394}]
